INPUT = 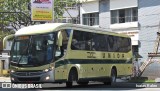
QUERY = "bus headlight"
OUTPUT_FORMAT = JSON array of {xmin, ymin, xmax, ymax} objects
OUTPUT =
[
  {"xmin": 45, "ymin": 76, "xmax": 50, "ymax": 80},
  {"xmin": 11, "ymin": 70, "xmax": 15, "ymax": 73},
  {"xmin": 11, "ymin": 77, "xmax": 15, "ymax": 81},
  {"xmin": 44, "ymin": 69, "xmax": 49, "ymax": 72},
  {"xmin": 43, "ymin": 67, "xmax": 54, "ymax": 72}
]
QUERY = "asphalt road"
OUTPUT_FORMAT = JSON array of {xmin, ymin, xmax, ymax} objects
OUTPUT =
[
  {"xmin": 0, "ymin": 81, "xmax": 160, "ymax": 91},
  {"xmin": 0, "ymin": 77, "xmax": 160, "ymax": 91}
]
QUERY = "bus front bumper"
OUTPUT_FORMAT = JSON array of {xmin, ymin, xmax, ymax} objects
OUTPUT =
[{"xmin": 10, "ymin": 70, "xmax": 54, "ymax": 83}]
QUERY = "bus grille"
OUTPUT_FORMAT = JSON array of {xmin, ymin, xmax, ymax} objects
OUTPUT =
[
  {"xmin": 16, "ymin": 72, "xmax": 27, "ymax": 76},
  {"xmin": 18, "ymin": 77, "xmax": 40, "ymax": 82},
  {"xmin": 29, "ymin": 72, "xmax": 43, "ymax": 76},
  {"xmin": 15, "ymin": 71, "xmax": 43, "ymax": 76}
]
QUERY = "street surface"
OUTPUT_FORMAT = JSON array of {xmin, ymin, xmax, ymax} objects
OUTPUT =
[{"xmin": 0, "ymin": 77, "xmax": 160, "ymax": 91}]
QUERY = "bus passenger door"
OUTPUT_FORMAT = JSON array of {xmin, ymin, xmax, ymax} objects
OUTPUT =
[
  {"xmin": 54, "ymin": 29, "xmax": 71, "ymax": 81},
  {"xmin": 55, "ymin": 60, "xmax": 65, "ymax": 81}
]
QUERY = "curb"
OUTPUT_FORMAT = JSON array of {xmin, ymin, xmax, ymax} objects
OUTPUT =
[{"xmin": 155, "ymin": 78, "xmax": 160, "ymax": 82}]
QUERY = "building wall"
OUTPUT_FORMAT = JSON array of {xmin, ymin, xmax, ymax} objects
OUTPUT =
[
  {"xmin": 110, "ymin": 0, "xmax": 137, "ymax": 10},
  {"xmin": 99, "ymin": 0, "xmax": 110, "ymax": 29},
  {"xmin": 99, "ymin": 0, "xmax": 139, "ymax": 46},
  {"xmin": 138, "ymin": 0, "xmax": 160, "ymax": 77},
  {"xmin": 80, "ymin": 0, "xmax": 139, "ymax": 45},
  {"xmin": 80, "ymin": 1, "xmax": 99, "ymax": 25}
]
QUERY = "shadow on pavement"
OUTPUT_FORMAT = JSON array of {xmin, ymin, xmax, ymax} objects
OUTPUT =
[{"xmin": 37, "ymin": 82, "xmax": 145, "ymax": 90}]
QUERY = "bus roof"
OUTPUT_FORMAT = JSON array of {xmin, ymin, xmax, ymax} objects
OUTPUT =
[
  {"xmin": 15, "ymin": 23, "xmax": 66, "ymax": 36},
  {"xmin": 15, "ymin": 23, "xmax": 129, "ymax": 37}
]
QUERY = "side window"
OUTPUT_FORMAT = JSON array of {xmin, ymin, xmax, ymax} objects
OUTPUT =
[
  {"xmin": 108, "ymin": 35, "xmax": 115, "ymax": 51},
  {"xmin": 71, "ymin": 30, "xmax": 109, "ymax": 51},
  {"xmin": 92, "ymin": 34, "xmax": 108, "ymax": 51},
  {"xmin": 71, "ymin": 30, "xmax": 85, "ymax": 50},
  {"xmin": 71, "ymin": 30, "xmax": 93, "ymax": 50},
  {"xmin": 108, "ymin": 35, "xmax": 131, "ymax": 52},
  {"xmin": 61, "ymin": 29, "xmax": 71, "ymax": 49},
  {"xmin": 55, "ymin": 29, "xmax": 72, "ymax": 59},
  {"xmin": 119, "ymin": 37, "xmax": 131, "ymax": 52},
  {"xmin": 84, "ymin": 32, "xmax": 92, "ymax": 50}
]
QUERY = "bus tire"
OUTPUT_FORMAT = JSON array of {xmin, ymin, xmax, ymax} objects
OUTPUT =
[
  {"xmin": 110, "ymin": 68, "xmax": 117, "ymax": 85},
  {"xmin": 66, "ymin": 68, "xmax": 78, "ymax": 88},
  {"xmin": 77, "ymin": 81, "xmax": 89, "ymax": 85},
  {"xmin": 103, "ymin": 81, "xmax": 111, "ymax": 85}
]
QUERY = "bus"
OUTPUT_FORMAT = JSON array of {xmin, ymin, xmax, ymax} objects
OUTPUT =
[{"xmin": 9, "ymin": 23, "xmax": 133, "ymax": 87}]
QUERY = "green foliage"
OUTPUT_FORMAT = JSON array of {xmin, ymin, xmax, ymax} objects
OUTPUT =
[
  {"xmin": 0, "ymin": 0, "xmax": 33, "ymax": 40},
  {"xmin": 0, "ymin": 0, "xmax": 78, "ymax": 40},
  {"xmin": 54, "ymin": 0, "xmax": 78, "ymax": 19},
  {"xmin": 0, "ymin": 30, "xmax": 14, "ymax": 41},
  {"xmin": 1, "ymin": 0, "xmax": 33, "ymax": 30}
]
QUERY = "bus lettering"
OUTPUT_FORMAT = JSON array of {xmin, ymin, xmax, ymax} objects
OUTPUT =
[
  {"xmin": 108, "ymin": 53, "xmax": 111, "ymax": 58},
  {"xmin": 113, "ymin": 53, "xmax": 115, "ymax": 58},
  {"xmin": 122, "ymin": 54, "xmax": 125, "ymax": 58},
  {"xmin": 102, "ymin": 53, "xmax": 105, "ymax": 58},
  {"xmin": 117, "ymin": 53, "xmax": 120, "ymax": 58},
  {"xmin": 87, "ymin": 52, "xmax": 96, "ymax": 58},
  {"xmin": 106, "ymin": 53, "xmax": 125, "ymax": 59}
]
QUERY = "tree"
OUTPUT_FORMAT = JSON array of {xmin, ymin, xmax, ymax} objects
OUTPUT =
[
  {"xmin": 0, "ymin": 0, "xmax": 33, "ymax": 41},
  {"xmin": 0, "ymin": 0, "xmax": 79, "ymax": 41},
  {"xmin": 1, "ymin": 0, "xmax": 34, "ymax": 31},
  {"xmin": 54, "ymin": 0, "xmax": 78, "ymax": 19}
]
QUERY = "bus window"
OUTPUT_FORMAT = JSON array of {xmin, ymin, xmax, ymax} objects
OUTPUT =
[
  {"xmin": 55, "ymin": 29, "xmax": 72, "ymax": 59},
  {"xmin": 71, "ymin": 30, "xmax": 93, "ymax": 50},
  {"xmin": 92, "ymin": 34, "xmax": 108, "ymax": 51},
  {"xmin": 62, "ymin": 29, "xmax": 72, "ymax": 49},
  {"xmin": 66, "ymin": 29, "xmax": 71, "ymax": 37},
  {"xmin": 118, "ymin": 37, "xmax": 131, "ymax": 52}
]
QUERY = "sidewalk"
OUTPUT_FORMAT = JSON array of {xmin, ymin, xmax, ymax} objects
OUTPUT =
[
  {"xmin": 155, "ymin": 78, "xmax": 160, "ymax": 82},
  {"xmin": 0, "ymin": 77, "xmax": 10, "ymax": 82}
]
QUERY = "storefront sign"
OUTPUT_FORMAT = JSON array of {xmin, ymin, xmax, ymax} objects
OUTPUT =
[{"xmin": 31, "ymin": 0, "xmax": 54, "ymax": 21}]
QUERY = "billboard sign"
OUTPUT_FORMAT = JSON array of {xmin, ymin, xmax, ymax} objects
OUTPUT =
[{"xmin": 31, "ymin": 0, "xmax": 53, "ymax": 21}]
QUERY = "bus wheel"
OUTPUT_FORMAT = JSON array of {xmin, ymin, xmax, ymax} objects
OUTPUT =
[
  {"xmin": 110, "ymin": 68, "xmax": 117, "ymax": 85},
  {"xmin": 77, "ymin": 81, "xmax": 89, "ymax": 85},
  {"xmin": 66, "ymin": 69, "xmax": 78, "ymax": 88},
  {"xmin": 103, "ymin": 81, "xmax": 111, "ymax": 85}
]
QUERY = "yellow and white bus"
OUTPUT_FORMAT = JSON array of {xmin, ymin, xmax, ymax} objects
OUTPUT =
[{"xmin": 9, "ymin": 23, "xmax": 132, "ymax": 87}]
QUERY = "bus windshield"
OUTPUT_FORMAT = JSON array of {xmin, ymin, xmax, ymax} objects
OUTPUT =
[{"xmin": 10, "ymin": 33, "xmax": 55, "ymax": 67}]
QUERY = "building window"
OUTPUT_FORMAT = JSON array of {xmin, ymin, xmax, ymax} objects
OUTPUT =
[
  {"xmin": 132, "ymin": 8, "xmax": 138, "ymax": 21},
  {"xmin": 111, "ymin": 7, "xmax": 138, "ymax": 24},
  {"xmin": 83, "ymin": 12, "xmax": 99, "ymax": 26}
]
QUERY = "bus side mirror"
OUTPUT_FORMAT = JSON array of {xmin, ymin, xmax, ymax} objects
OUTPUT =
[
  {"xmin": 3, "ymin": 34, "xmax": 14, "ymax": 49},
  {"xmin": 57, "ymin": 31, "xmax": 63, "ymax": 48}
]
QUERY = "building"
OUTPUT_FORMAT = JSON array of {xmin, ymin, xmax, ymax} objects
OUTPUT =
[
  {"xmin": 55, "ymin": 0, "xmax": 79, "ymax": 24},
  {"xmin": 138, "ymin": 0, "xmax": 160, "ymax": 77},
  {"xmin": 79, "ymin": 0, "xmax": 139, "ymax": 55},
  {"xmin": 79, "ymin": 0, "xmax": 99, "ymax": 27},
  {"xmin": 79, "ymin": 0, "xmax": 160, "ymax": 77}
]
